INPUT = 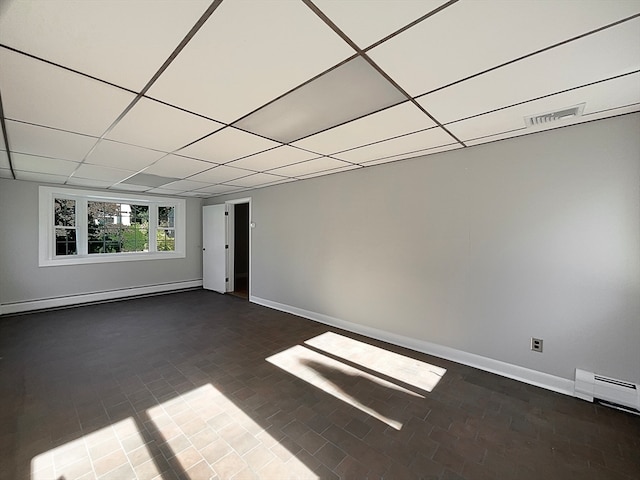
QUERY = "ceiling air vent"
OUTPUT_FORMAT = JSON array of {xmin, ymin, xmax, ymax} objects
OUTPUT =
[{"xmin": 524, "ymin": 103, "xmax": 585, "ymax": 127}]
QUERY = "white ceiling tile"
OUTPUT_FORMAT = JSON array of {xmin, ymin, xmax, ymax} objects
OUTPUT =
[
  {"xmin": 12, "ymin": 153, "xmax": 79, "ymax": 176},
  {"xmin": 361, "ymin": 143, "xmax": 463, "ymax": 166},
  {"xmin": 226, "ymin": 173, "xmax": 289, "ymax": 188},
  {"xmin": 6, "ymin": 120, "xmax": 97, "ymax": 161},
  {"xmin": 178, "ymin": 127, "xmax": 280, "ymax": 164},
  {"xmin": 314, "ymin": 0, "xmax": 447, "ymax": 48},
  {"xmin": 73, "ymin": 163, "xmax": 136, "ymax": 183},
  {"xmin": 147, "ymin": 0, "xmax": 354, "ymax": 122},
  {"xmin": 447, "ymin": 73, "xmax": 640, "ymax": 143},
  {"xmin": 297, "ymin": 164, "xmax": 362, "ymax": 180},
  {"xmin": 228, "ymin": 146, "xmax": 320, "ymax": 171},
  {"xmin": 146, "ymin": 187, "xmax": 185, "ymax": 195},
  {"xmin": 292, "ymin": 102, "xmax": 435, "ymax": 154},
  {"xmin": 189, "ymin": 165, "xmax": 254, "ymax": 184},
  {"xmin": 160, "ymin": 179, "xmax": 211, "ymax": 192},
  {"xmin": 15, "ymin": 171, "xmax": 69, "ymax": 184},
  {"xmin": 180, "ymin": 191, "xmax": 211, "ymax": 198},
  {"xmin": 194, "ymin": 184, "xmax": 245, "ymax": 195},
  {"xmin": 267, "ymin": 157, "xmax": 352, "ymax": 177},
  {"xmin": 109, "ymin": 184, "xmax": 152, "ymax": 193},
  {"xmin": 66, "ymin": 177, "xmax": 114, "ymax": 188},
  {"xmin": 418, "ymin": 18, "xmax": 640, "ymax": 124},
  {"xmin": 106, "ymin": 98, "xmax": 224, "ymax": 152},
  {"xmin": 0, "ymin": 130, "xmax": 6, "ymax": 150},
  {"xmin": 142, "ymin": 154, "xmax": 215, "ymax": 179},
  {"xmin": 334, "ymin": 127, "xmax": 458, "ymax": 163},
  {"xmin": 85, "ymin": 140, "xmax": 166, "ymax": 171},
  {"xmin": 0, "ymin": 0, "xmax": 212, "ymax": 91},
  {"xmin": 0, "ymin": 168, "xmax": 13, "ymax": 179},
  {"xmin": 0, "ymin": 50, "xmax": 136, "ymax": 136},
  {"xmin": 0, "ymin": 151, "xmax": 10, "ymax": 169},
  {"xmin": 464, "ymin": 105, "xmax": 640, "ymax": 147},
  {"xmin": 234, "ymin": 56, "xmax": 407, "ymax": 143},
  {"xmin": 369, "ymin": 0, "xmax": 640, "ymax": 96}
]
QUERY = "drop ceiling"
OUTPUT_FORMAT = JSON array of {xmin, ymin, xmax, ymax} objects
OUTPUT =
[{"xmin": 0, "ymin": 0, "xmax": 638, "ymax": 198}]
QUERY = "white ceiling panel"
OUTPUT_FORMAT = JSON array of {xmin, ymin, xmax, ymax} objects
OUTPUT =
[
  {"xmin": 234, "ymin": 56, "xmax": 407, "ymax": 143},
  {"xmin": 106, "ymin": 98, "xmax": 224, "ymax": 152},
  {"xmin": 178, "ymin": 127, "xmax": 279, "ymax": 164},
  {"xmin": 143, "ymin": 154, "xmax": 214, "ymax": 179},
  {"xmin": 292, "ymin": 102, "xmax": 436, "ymax": 154},
  {"xmin": 228, "ymin": 146, "xmax": 320, "ymax": 172},
  {"xmin": 361, "ymin": 143, "xmax": 463, "ymax": 166},
  {"xmin": 5, "ymin": 121, "xmax": 97, "ymax": 162},
  {"xmin": 12, "ymin": 153, "xmax": 79, "ymax": 176},
  {"xmin": 180, "ymin": 191, "xmax": 212, "ymax": 197},
  {"xmin": 313, "ymin": 0, "xmax": 447, "ymax": 49},
  {"xmin": 189, "ymin": 165, "xmax": 254, "ymax": 185},
  {"xmin": 297, "ymin": 164, "xmax": 362, "ymax": 180},
  {"xmin": 447, "ymin": 73, "xmax": 640, "ymax": 143},
  {"xmin": 369, "ymin": 1, "xmax": 640, "ymax": 96},
  {"xmin": 418, "ymin": 19, "xmax": 640, "ymax": 123},
  {"xmin": 464, "ymin": 105, "xmax": 640, "ymax": 148},
  {"xmin": 0, "ymin": 0, "xmax": 211, "ymax": 91},
  {"xmin": 267, "ymin": 157, "xmax": 353, "ymax": 177},
  {"xmin": 193, "ymin": 184, "xmax": 247, "ymax": 195},
  {"xmin": 0, "ymin": 151, "xmax": 10, "ymax": 169},
  {"xmin": 147, "ymin": 0, "xmax": 354, "ymax": 123},
  {"xmin": 0, "ymin": 168, "xmax": 13, "ymax": 179},
  {"xmin": 66, "ymin": 177, "xmax": 114, "ymax": 188},
  {"xmin": 73, "ymin": 164, "xmax": 136, "ymax": 183},
  {"xmin": 15, "ymin": 171, "xmax": 68, "ymax": 184},
  {"xmin": 159, "ymin": 179, "xmax": 211, "ymax": 192},
  {"xmin": 109, "ymin": 183, "xmax": 152, "ymax": 193},
  {"xmin": 227, "ymin": 173, "xmax": 290, "ymax": 188},
  {"xmin": 145, "ymin": 187, "xmax": 185, "ymax": 195},
  {"xmin": 0, "ymin": 50, "xmax": 135, "ymax": 136},
  {"xmin": 334, "ymin": 127, "xmax": 458, "ymax": 163},
  {"xmin": 85, "ymin": 140, "xmax": 166, "ymax": 171}
]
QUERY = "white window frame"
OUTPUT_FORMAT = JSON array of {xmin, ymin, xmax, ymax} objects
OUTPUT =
[{"xmin": 39, "ymin": 186, "xmax": 186, "ymax": 267}]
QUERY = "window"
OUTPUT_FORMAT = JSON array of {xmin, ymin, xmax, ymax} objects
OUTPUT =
[
  {"xmin": 39, "ymin": 187, "xmax": 186, "ymax": 266},
  {"xmin": 87, "ymin": 202, "xmax": 149, "ymax": 254},
  {"xmin": 54, "ymin": 198, "xmax": 77, "ymax": 256}
]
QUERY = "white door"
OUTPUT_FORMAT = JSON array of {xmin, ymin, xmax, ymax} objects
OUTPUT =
[{"xmin": 202, "ymin": 204, "xmax": 228, "ymax": 293}]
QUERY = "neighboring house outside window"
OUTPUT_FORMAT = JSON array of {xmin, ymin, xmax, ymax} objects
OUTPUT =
[{"xmin": 39, "ymin": 186, "xmax": 186, "ymax": 266}]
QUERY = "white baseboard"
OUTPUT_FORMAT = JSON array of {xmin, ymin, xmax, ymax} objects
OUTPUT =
[
  {"xmin": 250, "ymin": 295, "xmax": 575, "ymax": 397},
  {"xmin": 1, "ymin": 280, "xmax": 203, "ymax": 315}
]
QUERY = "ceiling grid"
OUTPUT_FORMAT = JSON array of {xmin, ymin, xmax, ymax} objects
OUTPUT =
[{"xmin": 0, "ymin": 0, "xmax": 637, "ymax": 197}]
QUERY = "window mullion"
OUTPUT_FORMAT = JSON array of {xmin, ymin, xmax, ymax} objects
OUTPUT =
[
  {"xmin": 77, "ymin": 199, "xmax": 88, "ymax": 256},
  {"xmin": 149, "ymin": 204, "xmax": 158, "ymax": 252}
]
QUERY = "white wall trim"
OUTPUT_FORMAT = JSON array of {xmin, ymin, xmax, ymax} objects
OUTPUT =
[
  {"xmin": 250, "ymin": 295, "xmax": 575, "ymax": 397},
  {"xmin": 1, "ymin": 280, "xmax": 203, "ymax": 315}
]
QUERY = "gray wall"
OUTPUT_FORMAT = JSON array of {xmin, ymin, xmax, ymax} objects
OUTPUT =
[
  {"xmin": 0, "ymin": 179, "xmax": 203, "ymax": 305},
  {"xmin": 210, "ymin": 114, "xmax": 640, "ymax": 384}
]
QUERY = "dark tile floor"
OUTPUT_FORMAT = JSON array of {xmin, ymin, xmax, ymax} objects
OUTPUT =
[{"xmin": 0, "ymin": 289, "xmax": 638, "ymax": 480}]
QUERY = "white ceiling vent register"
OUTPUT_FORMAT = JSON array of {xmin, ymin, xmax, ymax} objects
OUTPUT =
[
  {"xmin": 574, "ymin": 369, "xmax": 640, "ymax": 415},
  {"xmin": 525, "ymin": 103, "xmax": 585, "ymax": 127}
]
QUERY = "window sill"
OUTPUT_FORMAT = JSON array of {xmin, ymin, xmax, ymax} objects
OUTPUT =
[{"xmin": 39, "ymin": 250, "xmax": 185, "ymax": 267}]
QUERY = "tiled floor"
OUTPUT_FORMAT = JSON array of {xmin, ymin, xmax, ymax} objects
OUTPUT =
[{"xmin": 0, "ymin": 289, "xmax": 638, "ymax": 480}]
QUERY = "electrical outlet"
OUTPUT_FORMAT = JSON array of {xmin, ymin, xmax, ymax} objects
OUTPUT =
[{"xmin": 531, "ymin": 337, "xmax": 543, "ymax": 353}]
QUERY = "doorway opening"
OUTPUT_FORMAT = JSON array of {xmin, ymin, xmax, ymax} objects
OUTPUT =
[{"xmin": 230, "ymin": 202, "xmax": 249, "ymax": 299}]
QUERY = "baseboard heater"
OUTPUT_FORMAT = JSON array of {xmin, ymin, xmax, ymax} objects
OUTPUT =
[{"xmin": 574, "ymin": 369, "xmax": 640, "ymax": 415}]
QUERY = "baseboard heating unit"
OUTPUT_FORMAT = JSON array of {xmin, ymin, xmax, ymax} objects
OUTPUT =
[{"xmin": 574, "ymin": 369, "xmax": 640, "ymax": 415}]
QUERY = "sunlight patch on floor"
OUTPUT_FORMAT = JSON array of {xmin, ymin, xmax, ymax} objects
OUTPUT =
[
  {"xmin": 31, "ymin": 417, "xmax": 158, "ymax": 480},
  {"xmin": 267, "ymin": 344, "xmax": 423, "ymax": 430},
  {"xmin": 146, "ymin": 383, "xmax": 318, "ymax": 478},
  {"xmin": 305, "ymin": 331, "xmax": 446, "ymax": 393}
]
